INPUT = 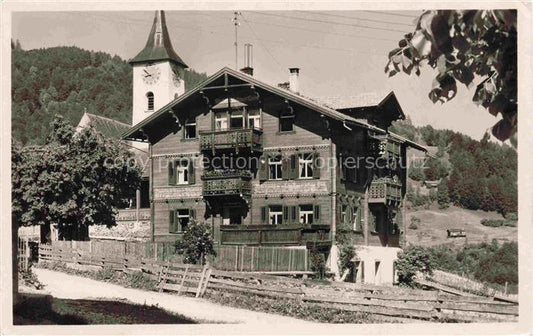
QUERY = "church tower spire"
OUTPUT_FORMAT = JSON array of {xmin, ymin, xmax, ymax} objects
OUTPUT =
[
  {"xmin": 130, "ymin": 10, "xmax": 188, "ymax": 127},
  {"xmin": 130, "ymin": 10, "xmax": 188, "ymax": 68}
]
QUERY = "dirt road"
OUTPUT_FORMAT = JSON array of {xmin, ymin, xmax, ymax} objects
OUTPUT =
[{"xmin": 32, "ymin": 268, "xmax": 312, "ymax": 325}]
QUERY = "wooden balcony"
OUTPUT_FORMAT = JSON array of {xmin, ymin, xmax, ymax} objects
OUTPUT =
[
  {"xmin": 368, "ymin": 179, "xmax": 402, "ymax": 205},
  {"xmin": 219, "ymin": 224, "xmax": 331, "ymax": 246},
  {"xmin": 202, "ymin": 170, "xmax": 252, "ymax": 197},
  {"xmin": 199, "ymin": 128, "xmax": 263, "ymax": 153},
  {"xmin": 368, "ymin": 134, "xmax": 401, "ymax": 160}
]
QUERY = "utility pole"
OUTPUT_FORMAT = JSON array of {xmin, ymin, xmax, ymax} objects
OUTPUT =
[{"xmin": 232, "ymin": 11, "xmax": 241, "ymax": 70}]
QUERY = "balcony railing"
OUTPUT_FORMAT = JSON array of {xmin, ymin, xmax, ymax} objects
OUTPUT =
[
  {"xmin": 199, "ymin": 128, "xmax": 263, "ymax": 153},
  {"xmin": 368, "ymin": 178, "xmax": 402, "ymax": 205},
  {"xmin": 219, "ymin": 224, "xmax": 331, "ymax": 246},
  {"xmin": 202, "ymin": 172, "xmax": 252, "ymax": 197}
]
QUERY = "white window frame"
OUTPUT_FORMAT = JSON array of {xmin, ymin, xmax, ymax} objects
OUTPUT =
[
  {"xmin": 215, "ymin": 112, "xmax": 228, "ymax": 131},
  {"xmin": 230, "ymin": 109, "xmax": 245, "ymax": 129},
  {"xmin": 299, "ymin": 204, "xmax": 314, "ymax": 224},
  {"xmin": 299, "ymin": 153, "xmax": 314, "ymax": 179},
  {"xmin": 268, "ymin": 155, "xmax": 282, "ymax": 180},
  {"xmin": 269, "ymin": 205, "xmax": 283, "ymax": 225},
  {"xmin": 176, "ymin": 209, "xmax": 190, "ymax": 232},
  {"xmin": 247, "ymin": 110, "xmax": 261, "ymax": 130},
  {"xmin": 175, "ymin": 160, "xmax": 189, "ymax": 185},
  {"xmin": 184, "ymin": 120, "xmax": 196, "ymax": 139},
  {"xmin": 341, "ymin": 204, "xmax": 347, "ymax": 224}
]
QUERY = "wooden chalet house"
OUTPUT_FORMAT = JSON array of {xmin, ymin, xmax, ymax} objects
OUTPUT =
[{"xmin": 123, "ymin": 11, "xmax": 426, "ymax": 284}]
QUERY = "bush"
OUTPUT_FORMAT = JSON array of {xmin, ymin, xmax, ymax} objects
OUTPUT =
[
  {"xmin": 174, "ymin": 220, "xmax": 216, "ymax": 265},
  {"xmin": 338, "ymin": 244, "xmax": 356, "ymax": 279},
  {"xmin": 396, "ymin": 246, "xmax": 436, "ymax": 287},
  {"xmin": 309, "ymin": 249, "xmax": 326, "ymax": 279},
  {"xmin": 480, "ymin": 219, "xmax": 504, "ymax": 227}
]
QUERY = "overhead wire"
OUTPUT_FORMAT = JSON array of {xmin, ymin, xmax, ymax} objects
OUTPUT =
[{"xmin": 245, "ymin": 11, "xmax": 407, "ymax": 33}]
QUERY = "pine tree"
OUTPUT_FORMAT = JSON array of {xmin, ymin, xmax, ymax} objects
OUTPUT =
[{"xmin": 437, "ymin": 178, "xmax": 450, "ymax": 209}]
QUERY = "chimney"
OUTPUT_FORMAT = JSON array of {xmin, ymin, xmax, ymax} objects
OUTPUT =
[
  {"xmin": 240, "ymin": 43, "xmax": 254, "ymax": 76},
  {"xmin": 288, "ymin": 68, "xmax": 300, "ymax": 94}
]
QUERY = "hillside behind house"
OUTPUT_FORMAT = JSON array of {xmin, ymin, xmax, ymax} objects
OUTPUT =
[{"xmin": 11, "ymin": 44, "xmax": 207, "ymax": 145}]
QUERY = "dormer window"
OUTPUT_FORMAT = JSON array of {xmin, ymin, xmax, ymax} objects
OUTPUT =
[
  {"xmin": 230, "ymin": 110, "xmax": 244, "ymax": 129},
  {"xmin": 279, "ymin": 111, "xmax": 294, "ymax": 132},
  {"xmin": 146, "ymin": 92, "xmax": 154, "ymax": 111}
]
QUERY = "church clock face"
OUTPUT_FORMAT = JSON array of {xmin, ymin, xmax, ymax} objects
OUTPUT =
[{"xmin": 142, "ymin": 64, "xmax": 161, "ymax": 85}]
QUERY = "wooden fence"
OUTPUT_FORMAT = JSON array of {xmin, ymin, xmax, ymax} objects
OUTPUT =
[
  {"xmin": 428, "ymin": 270, "xmax": 518, "ymax": 303},
  {"xmin": 50, "ymin": 240, "xmax": 309, "ymax": 273},
  {"xmin": 211, "ymin": 245, "xmax": 308, "ymax": 272},
  {"xmin": 38, "ymin": 244, "xmax": 518, "ymax": 322},
  {"xmin": 18, "ymin": 238, "xmax": 30, "ymax": 272},
  {"xmin": 207, "ymin": 270, "xmax": 519, "ymax": 322}
]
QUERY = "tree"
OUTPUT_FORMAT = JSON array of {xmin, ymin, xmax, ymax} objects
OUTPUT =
[
  {"xmin": 12, "ymin": 115, "xmax": 141, "ymax": 242},
  {"xmin": 437, "ymin": 178, "xmax": 450, "ymax": 209},
  {"xmin": 174, "ymin": 220, "xmax": 216, "ymax": 265},
  {"xmin": 396, "ymin": 246, "xmax": 436, "ymax": 287},
  {"xmin": 385, "ymin": 10, "xmax": 517, "ymax": 141}
]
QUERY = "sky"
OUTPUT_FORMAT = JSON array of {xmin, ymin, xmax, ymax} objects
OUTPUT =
[{"xmin": 11, "ymin": 10, "xmax": 500, "ymax": 140}]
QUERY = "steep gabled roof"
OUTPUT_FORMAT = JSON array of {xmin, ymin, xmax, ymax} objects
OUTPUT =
[
  {"xmin": 129, "ymin": 10, "xmax": 188, "ymax": 68},
  {"xmin": 77, "ymin": 112, "xmax": 131, "ymax": 139},
  {"xmin": 122, "ymin": 66, "xmax": 426, "ymax": 152}
]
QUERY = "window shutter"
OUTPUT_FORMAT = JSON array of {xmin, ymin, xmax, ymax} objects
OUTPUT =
[
  {"xmin": 169, "ymin": 210, "xmax": 176, "ymax": 233},
  {"xmin": 312, "ymin": 152, "xmax": 321, "ymax": 179},
  {"xmin": 313, "ymin": 204, "xmax": 320, "ymax": 224},
  {"xmin": 168, "ymin": 161, "xmax": 175, "ymax": 185},
  {"xmin": 260, "ymin": 206, "xmax": 267, "ymax": 224},
  {"xmin": 283, "ymin": 206, "xmax": 289, "ymax": 224},
  {"xmin": 188, "ymin": 159, "xmax": 195, "ymax": 184},
  {"xmin": 259, "ymin": 155, "xmax": 269, "ymax": 181},
  {"xmin": 291, "ymin": 206, "xmax": 298, "ymax": 224},
  {"xmin": 189, "ymin": 209, "xmax": 196, "ymax": 220},
  {"xmin": 281, "ymin": 156, "xmax": 290, "ymax": 180},
  {"xmin": 290, "ymin": 154, "xmax": 298, "ymax": 180},
  {"xmin": 337, "ymin": 156, "xmax": 344, "ymax": 181}
]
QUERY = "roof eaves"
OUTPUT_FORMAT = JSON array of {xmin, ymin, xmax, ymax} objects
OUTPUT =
[{"xmin": 122, "ymin": 68, "xmax": 228, "ymax": 140}]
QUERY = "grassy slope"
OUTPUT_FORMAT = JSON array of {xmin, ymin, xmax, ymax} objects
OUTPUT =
[{"xmin": 405, "ymin": 204, "xmax": 517, "ymax": 248}]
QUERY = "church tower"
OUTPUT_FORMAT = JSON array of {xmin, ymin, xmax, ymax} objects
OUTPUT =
[{"xmin": 129, "ymin": 10, "xmax": 188, "ymax": 126}]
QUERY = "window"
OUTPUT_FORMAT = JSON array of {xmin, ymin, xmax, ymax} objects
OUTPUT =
[
  {"xmin": 248, "ymin": 110, "xmax": 261, "ymax": 129},
  {"xmin": 176, "ymin": 209, "xmax": 190, "ymax": 232},
  {"xmin": 352, "ymin": 207, "xmax": 359, "ymax": 231},
  {"xmin": 170, "ymin": 209, "xmax": 194, "ymax": 233},
  {"xmin": 175, "ymin": 160, "xmax": 189, "ymax": 185},
  {"xmin": 269, "ymin": 205, "xmax": 283, "ymax": 225},
  {"xmin": 215, "ymin": 112, "xmax": 228, "ymax": 131},
  {"xmin": 279, "ymin": 112, "xmax": 294, "ymax": 132},
  {"xmin": 184, "ymin": 119, "xmax": 196, "ymax": 139},
  {"xmin": 146, "ymin": 92, "xmax": 154, "ymax": 111},
  {"xmin": 299, "ymin": 204, "xmax": 314, "ymax": 224},
  {"xmin": 340, "ymin": 205, "xmax": 347, "ymax": 224},
  {"xmin": 268, "ymin": 155, "xmax": 282, "ymax": 180},
  {"xmin": 230, "ymin": 110, "xmax": 244, "ymax": 129},
  {"xmin": 299, "ymin": 153, "xmax": 314, "ymax": 179}
]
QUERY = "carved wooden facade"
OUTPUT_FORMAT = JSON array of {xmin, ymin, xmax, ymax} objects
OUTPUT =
[{"xmin": 123, "ymin": 67, "xmax": 426, "ymax": 252}]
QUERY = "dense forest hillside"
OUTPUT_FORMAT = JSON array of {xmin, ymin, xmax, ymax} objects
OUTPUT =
[
  {"xmin": 11, "ymin": 45, "xmax": 207, "ymax": 145},
  {"xmin": 391, "ymin": 118, "xmax": 517, "ymax": 217}
]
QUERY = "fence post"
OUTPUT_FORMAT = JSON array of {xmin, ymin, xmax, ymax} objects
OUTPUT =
[
  {"xmin": 504, "ymin": 282, "xmax": 508, "ymax": 295},
  {"xmin": 24, "ymin": 239, "xmax": 30, "ymax": 272},
  {"xmin": 251, "ymin": 247, "xmax": 254, "ymax": 272},
  {"xmin": 234, "ymin": 245, "xmax": 238, "ymax": 271}
]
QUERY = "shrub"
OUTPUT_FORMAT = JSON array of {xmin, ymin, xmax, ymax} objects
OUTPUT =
[
  {"xmin": 309, "ymin": 249, "xmax": 326, "ymax": 279},
  {"xmin": 338, "ymin": 244, "xmax": 356, "ymax": 278},
  {"xmin": 480, "ymin": 219, "xmax": 504, "ymax": 227},
  {"xmin": 174, "ymin": 220, "xmax": 216, "ymax": 265},
  {"xmin": 396, "ymin": 246, "xmax": 436, "ymax": 287}
]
